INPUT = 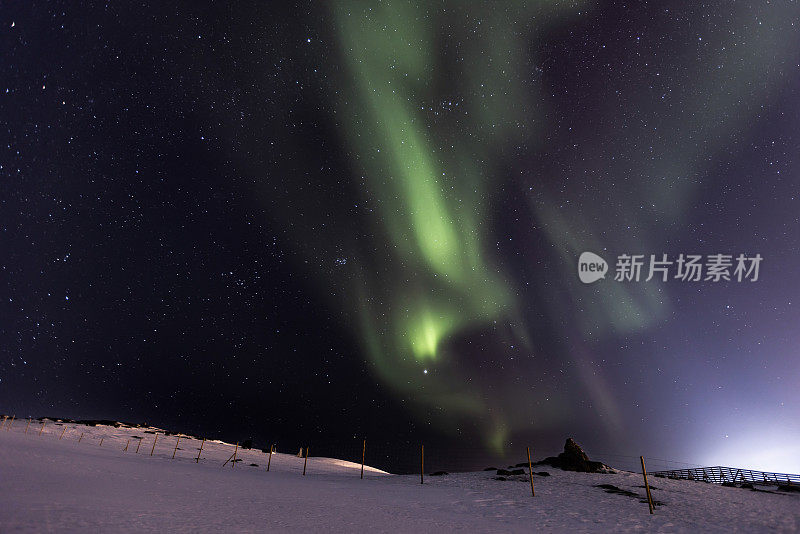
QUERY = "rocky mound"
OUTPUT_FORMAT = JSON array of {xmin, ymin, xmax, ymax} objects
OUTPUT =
[{"xmin": 535, "ymin": 438, "xmax": 615, "ymax": 473}]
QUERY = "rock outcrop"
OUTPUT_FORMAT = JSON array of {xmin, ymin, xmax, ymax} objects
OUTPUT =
[{"xmin": 535, "ymin": 438, "xmax": 615, "ymax": 473}]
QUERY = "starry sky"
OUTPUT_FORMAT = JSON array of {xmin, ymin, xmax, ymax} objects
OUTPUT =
[{"xmin": 2, "ymin": 1, "xmax": 800, "ymax": 473}]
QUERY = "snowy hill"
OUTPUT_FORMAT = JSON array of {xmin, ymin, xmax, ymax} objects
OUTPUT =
[{"xmin": 1, "ymin": 418, "xmax": 798, "ymax": 532}]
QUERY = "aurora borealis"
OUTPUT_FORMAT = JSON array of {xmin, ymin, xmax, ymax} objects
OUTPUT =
[{"xmin": 3, "ymin": 1, "xmax": 800, "ymax": 473}]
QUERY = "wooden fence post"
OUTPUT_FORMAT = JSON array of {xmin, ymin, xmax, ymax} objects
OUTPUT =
[
  {"xmin": 136, "ymin": 438, "xmax": 142, "ymax": 454},
  {"xmin": 59, "ymin": 427, "xmax": 66, "ymax": 440},
  {"xmin": 420, "ymin": 444, "xmax": 424, "ymax": 484},
  {"xmin": 641, "ymin": 456, "xmax": 655, "ymax": 514},
  {"xmin": 78, "ymin": 432, "xmax": 84, "ymax": 443},
  {"xmin": 7, "ymin": 415, "xmax": 14, "ymax": 430},
  {"xmin": 224, "ymin": 443, "xmax": 240, "ymax": 467},
  {"xmin": 39, "ymin": 421, "xmax": 45, "ymax": 436},
  {"xmin": 100, "ymin": 437, "xmax": 104, "ymax": 447},
  {"xmin": 25, "ymin": 418, "xmax": 31, "ymax": 434},
  {"xmin": 150, "ymin": 433, "xmax": 158, "ymax": 456},
  {"xmin": 267, "ymin": 445, "xmax": 273, "ymax": 471},
  {"xmin": 172, "ymin": 437, "xmax": 180, "ymax": 459},
  {"xmin": 124, "ymin": 438, "xmax": 130, "ymax": 452},
  {"xmin": 527, "ymin": 446, "xmax": 536, "ymax": 497},
  {"xmin": 0, "ymin": 416, "xmax": 6, "ymax": 429},
  {"xmin": 303, "ymin": 447, "xmax": 309, "ymax": 476},
  {"xmin": 361, "ymin": 439, "xmax": 366, "ymax": 479},
  {"xmin": 196, "ymin": 438, "xmax": 205, "ymax": 463}
]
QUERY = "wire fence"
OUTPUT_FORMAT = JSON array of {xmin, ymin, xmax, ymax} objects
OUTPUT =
[
  {"xmin": 0, "ymin": 414, "xmax": 599, "ymax": 474},
  {"xmin": 588, "ymin": 451, "xmax": 705, "ymax": 474},
  {"xmin": 2, "ymin": 414, "xmax": 797, "ymax": 488}
]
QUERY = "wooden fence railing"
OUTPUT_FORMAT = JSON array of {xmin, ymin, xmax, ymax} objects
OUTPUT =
[{"xmin": 650, "ymin": 465, "xmax": 800, "ymax": 485}]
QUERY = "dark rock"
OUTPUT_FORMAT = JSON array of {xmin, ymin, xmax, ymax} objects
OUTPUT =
[
  {"xmin": 495, "ymin": 476, "xmax": 507, "ymax": 481},
  {"xmin": 778, "ymin": 484, "xmax": 800, "ymax": 493},
  {"xmin": 241, "ymin": 439, "xmax": 253, "ymax": 450},
  {"xmin": 249, "ymin": 463, "xmax": 259, "ymax": 467},
  {"xmin": 430, "ymin": 471, "xmax": 448, "ymax": 476},
  {"xmin": 596, "ymin": 484, "xmax": 638, "ymax": 498},
  {"xmin": 483, "ymin": 467, "xmax": 497, "ymax": 471},
  {"xmin": 536, "ymin": 472, "xmax": 551, "ymax": 477},
  {"xmin": 535, "ymin": 438, "xmax": 615, "ymax": 473},
  {"xmin": 597, "ymin": 484, "xmax": 664, "ymax": 506},
  {"xmin": 564, "ymin": 438, "xmax": 589, "ymax": 461},
  {"xmin": 497, "ymin": 469, "xmax": 525, "ymax": 476}
]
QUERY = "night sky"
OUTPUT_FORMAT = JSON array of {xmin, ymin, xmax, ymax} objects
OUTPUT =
[{"xmin": 2, "ymin": 2, "xmax": 799, "ymax": 473}]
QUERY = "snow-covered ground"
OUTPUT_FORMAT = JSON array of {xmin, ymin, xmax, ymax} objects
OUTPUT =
[{"xmin": 1, "ymin": 419, "xmax": 798, "ymax": 532}]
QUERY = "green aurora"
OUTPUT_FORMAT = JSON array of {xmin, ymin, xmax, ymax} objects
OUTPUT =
[{"xmin": 328, "ymin": 1, "xmax": 587, "ymax": 448}]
